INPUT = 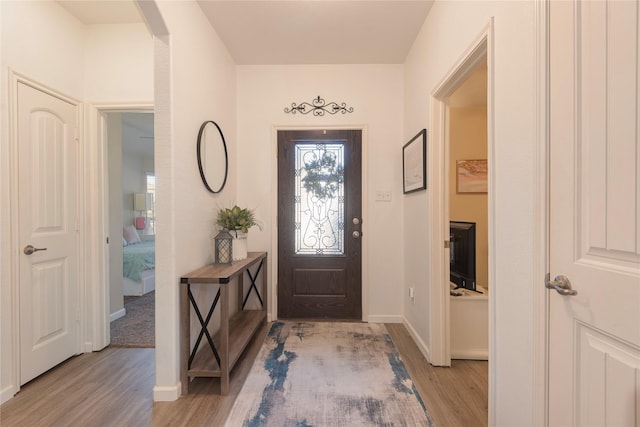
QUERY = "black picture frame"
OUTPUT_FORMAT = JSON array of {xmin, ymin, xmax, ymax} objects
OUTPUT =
[{"xmin": 402, "ymin": 129, "xmax": 427, "ymax": 194}]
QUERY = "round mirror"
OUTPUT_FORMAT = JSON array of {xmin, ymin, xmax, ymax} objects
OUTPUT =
[{"xmin": 197, "ymin": 120, "xmax": 228, "ymax": 193}]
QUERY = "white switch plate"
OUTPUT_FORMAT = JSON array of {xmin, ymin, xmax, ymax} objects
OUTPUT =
[{"xmin": 376, "ymin": 190, "xmax": 392, "ymax": 201}]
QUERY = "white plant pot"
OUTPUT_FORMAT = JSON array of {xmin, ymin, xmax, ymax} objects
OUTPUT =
[{"xmin": 231, "ymin": 231, "xmax": 248, "ymax": 261}]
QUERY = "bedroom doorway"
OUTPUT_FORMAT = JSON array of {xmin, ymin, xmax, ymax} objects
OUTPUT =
[
  {"xmin": 447, "ymin": 63, "xmax": 489, "ymax": 362},
  {"xmin": 105, "ymin": 110, "xmax": 156, "ymax": 348}
]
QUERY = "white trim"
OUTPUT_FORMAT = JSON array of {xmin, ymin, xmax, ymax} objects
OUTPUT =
[
  {"xmin": 270, "ymin": 125, "xmax": 369, "ymax": 322},
  {"xmin": 0, "ymin": 386, "xmax": 16, "ymax": 405},
  {"xmin": 534, "ymin": 1, "xmax": 550, "ymax": 425},
  {"xmin": 402, "ymin": 316, "xmax": 432, "ymax": 362},
  {"xmin": 429, "ymin": 20, "xmax": 494, "ymax": 372},
  {"xmin": 88, "ymin": 103, "xmax": 154, "ymax": 353},
  {"xmin": 6, "ymin": 71, "xmax": 84, "ymax": 401},
  {"xmin": 152, "ymin": 384, "xmax": 181, "ymax": 402},
  {"xmin": 428, "ymin": 20, "xmax": 496, "ymax": 424},
  {"xmin": 110, "ymin": 308, "xmax": 126, "ymax": 322},
  {"xmin": 451, "ymin": 350, "xmax": 488, "ymax": 360}
]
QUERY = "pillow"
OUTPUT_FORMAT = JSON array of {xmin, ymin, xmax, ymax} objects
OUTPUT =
[{"xmin": 123, "ymin": 225, "xmax": 141, "ymax": 244}]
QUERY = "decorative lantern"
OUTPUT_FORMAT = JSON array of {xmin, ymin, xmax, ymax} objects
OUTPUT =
[{"xmin": 214, "ymin": 229, "xmax": 233, "ymax": 265}]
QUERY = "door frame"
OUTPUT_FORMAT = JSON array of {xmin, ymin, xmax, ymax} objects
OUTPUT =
[
  {"xmin": 87, "ymin": 103, "xmax": 154, "ymax": 351},
  {"xmin": 6, "ymin": 71, "xmax": 83, "ymax": 398},
  {"xmin": 429, "ymin": 19, "xmax": 493, "ymax": 367},
  {"xmin": 270, "ymin": 125, "xmax": 369, "ymax": 322},
  {"xmin": 428, "ymin": 18, "xmax": 500, "ymax": 422}
]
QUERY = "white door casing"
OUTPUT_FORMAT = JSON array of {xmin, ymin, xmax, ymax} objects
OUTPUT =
[
  {"xmin": 18, "ymin": 81, "xmax": 80, "ymax": 385},
  {"xmin": 548, "ymin": 1, "xmax": 640, "ymax": 425}
]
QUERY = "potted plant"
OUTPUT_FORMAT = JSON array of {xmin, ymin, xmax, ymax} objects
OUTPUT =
[{"xmin": 215, "ymin": 205, "xmax": 262, "ymax": 260}]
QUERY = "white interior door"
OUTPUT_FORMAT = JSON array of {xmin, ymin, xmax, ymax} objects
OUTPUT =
[
  {"xmin": 18, "ymin": 82, "xmax": 80, "ymax": 385},
  {"xmin": 549, "ymin": 1, "xmax": 640, "ymax": 425}
]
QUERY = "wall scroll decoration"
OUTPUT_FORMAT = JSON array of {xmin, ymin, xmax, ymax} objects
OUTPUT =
[{"xmin": 284, "ymin": 95, "xmax": 354, "ymax": 116}]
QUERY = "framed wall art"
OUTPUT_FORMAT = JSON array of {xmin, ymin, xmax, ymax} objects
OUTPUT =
[
  {"xmin": 456, "ymin": 159, "xmax": 488, "ymax": 193},
  {"xmin": 403, "ymin": 129, "xmax": 427, "ymax": 194}
]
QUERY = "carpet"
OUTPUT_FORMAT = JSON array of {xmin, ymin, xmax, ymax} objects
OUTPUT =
[
  {"xmin": 109, "ymin": 291, "xmax": 155, "ymax": 348},
  {"xmin": 225, "ymin": 321, "xmax": 434, "ymax": 427}
]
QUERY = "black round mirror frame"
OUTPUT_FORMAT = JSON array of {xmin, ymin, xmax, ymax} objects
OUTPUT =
[{"xmin": 197, "ymin": 120, "xmax": 229, "ymax": 194}]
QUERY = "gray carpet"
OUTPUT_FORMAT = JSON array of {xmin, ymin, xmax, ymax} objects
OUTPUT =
[
  {"xmin": 225, "ymin": 321, "xmax": 434, "ymax": 427},
  {"xmin": 110, "ymin": 291, "xmax": 155, "ymax": 348}
]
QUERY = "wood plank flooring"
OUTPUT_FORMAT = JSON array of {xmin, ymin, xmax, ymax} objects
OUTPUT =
[{"xmin": 0, "ymin": 323, "xmax": 487, "ymax": 426}]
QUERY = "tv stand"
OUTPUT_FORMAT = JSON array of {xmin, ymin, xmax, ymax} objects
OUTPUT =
[{"xmin": 454, "ymin": 285, "xmax": 482, "ymax": 294}]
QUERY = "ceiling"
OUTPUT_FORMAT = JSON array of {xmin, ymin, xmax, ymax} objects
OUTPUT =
[
  {"xmin": 57, "ymin": 0, "xmax": 433, "ymax": 65},
  {"xmin": 58, "ymin": 0, "xmax": 485, "ymax": 105},
  {"xmin": 121, "ymin": 112, "xmax": 154, "ymax": 156}
]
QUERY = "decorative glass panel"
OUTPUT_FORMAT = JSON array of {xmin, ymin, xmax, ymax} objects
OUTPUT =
[{"xmin": 295, "ymin": 143, "xmax": 345, "ymax": 255}]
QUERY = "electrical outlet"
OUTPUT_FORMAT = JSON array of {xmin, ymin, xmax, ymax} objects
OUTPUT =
[{"xmin": 376, "ymin": 190, "xmax": 392, "ymax": 201}]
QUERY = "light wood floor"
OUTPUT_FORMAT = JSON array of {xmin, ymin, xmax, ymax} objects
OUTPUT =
[{"xmin": 0, "ymin": 323, "xmax": 487, "ymax": 426}]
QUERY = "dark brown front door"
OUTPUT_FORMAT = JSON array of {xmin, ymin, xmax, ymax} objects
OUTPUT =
[{"xmin": 277, "ymin": 129, "xmax": 362, "ymax": 319}]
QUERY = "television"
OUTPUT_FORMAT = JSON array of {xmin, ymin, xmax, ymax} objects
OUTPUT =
[{"xmin": 450, "ymin": 221, "xmax": 476, "ymax": 292}]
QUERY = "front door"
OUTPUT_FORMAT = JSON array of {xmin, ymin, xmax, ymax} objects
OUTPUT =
[
  {"xmin": 548, "ymin": 1, "xmax": 640, "ymax": 424},
  {"xmin": 277, "ymin": 130, "xmax": 362, "ymax": 319},
  {"xmin": 18, "ymin": 81, "xmax": 80, "ymax": 384}
]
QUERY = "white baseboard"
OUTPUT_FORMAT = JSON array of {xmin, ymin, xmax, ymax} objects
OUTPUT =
[
  {"xmin": 0, "ymin": 385, "xmax": 17, "ymax": 405},
  {"xmin": 110, "ymin": 308, "xmax": 126, "ymax": 322},
  {"xmin": 153, "ymin": 383, "xmax": 181, "ymax": 402},
  {"xmin": 402, "ymin": 316, "xmax": 432, "ymax": 363},
  {"xmin": 451, "ymin": 349, "xmax": 488, "ymax": 360},
  {"xmin": 367, "ymin": 314, "xmax": 404, "ymax": 323}
]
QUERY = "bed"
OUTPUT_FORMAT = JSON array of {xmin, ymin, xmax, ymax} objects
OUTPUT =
[{"xmin": 122, "ymin": 240, "xmax": 155, "ymax": 296}]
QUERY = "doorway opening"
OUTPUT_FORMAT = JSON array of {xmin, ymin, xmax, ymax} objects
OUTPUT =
[
  {"xmin": 105, "ymin": 111, "xmax": 156, "ymax": 348},
  {"xmin": 447, "ymin": 64, "xmax": 489, "ymax": 361},
  {"xmin": 428, "ymin": 20, "xmax": 493, "ymax": 424},
  {"xmin": 428, "ymin": 20, "xmax": 493, "ymax": 371}
]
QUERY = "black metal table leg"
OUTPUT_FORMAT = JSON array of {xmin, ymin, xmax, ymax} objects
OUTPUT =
[
  {"xmin": 187, "ymin": 285, "xmax": 221, "ymax": 368},
  {"xmin": 242, "ymin": 259, "xmax": 264, "ymax": 309}
]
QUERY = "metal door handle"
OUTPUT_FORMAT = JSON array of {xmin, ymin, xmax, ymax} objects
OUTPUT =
[
  {"xmin": 24, "ymin": 245, "xmax": 47, "ymax": 255},
  {"xmin": 352, "ymin": 231, "xmax": 361, "ymax": 238},
  {"xmin": 545, "ymin": 274, "xmax": 577, "ymax": 296}
]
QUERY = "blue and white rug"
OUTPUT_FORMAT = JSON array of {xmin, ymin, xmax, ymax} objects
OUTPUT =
[{"xmin": 225, "ymin": 321, "xmax": 435, "ymax": 426}]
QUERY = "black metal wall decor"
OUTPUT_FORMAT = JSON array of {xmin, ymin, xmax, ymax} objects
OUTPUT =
[{"xmin": 284, "ymin": 96, "xmax": 354, "ymax": 116}]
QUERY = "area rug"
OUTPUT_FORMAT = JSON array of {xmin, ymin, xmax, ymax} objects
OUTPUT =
[
  {"xmin": 109, "ymin": 291, "xmax": 155, "ymax": 348},
  {"xmin": 225, "ymin": 321, "xmax": 434, "ymax": 426}
]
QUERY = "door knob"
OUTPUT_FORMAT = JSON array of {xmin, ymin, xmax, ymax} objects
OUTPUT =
[
  {"xmin": 545, "ymin": 274, "xmax": 577, "ymax": 296},
  {"xmin": 24, "ymin": 245, "xmax": 47, "ymax": 255},
  {"xmin": 352, "ymin": 231, "xmax": 361, "ymax": 238},
  {"xmin": 352, "ymin": 218, "xmax": 361, "ymax": 225}
]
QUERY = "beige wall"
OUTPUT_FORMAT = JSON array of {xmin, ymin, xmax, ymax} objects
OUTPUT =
[
  {"xmin": 449, "ymin": 106, "xmax": 488, "ymax": 289},
  {"xmin": 404, "ymin": 1, "xmax": 542, "ymax": 423},
  {"xmin": 237, "ymin": 64, "xmax": 405, "ymax": 322},
  {"xmin": 151, "ymin": 0, "xmax": 237, "ymax": 400}
]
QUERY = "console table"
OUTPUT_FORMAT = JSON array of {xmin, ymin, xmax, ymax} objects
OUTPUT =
[{"xmin": 180, "ymin": 251, "xmax": 268, "ymax": 395}]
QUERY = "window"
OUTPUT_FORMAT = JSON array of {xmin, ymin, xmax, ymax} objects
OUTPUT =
[{"xmin": 146, "ymin": 173, "xmax": 156, "ymax": 234}]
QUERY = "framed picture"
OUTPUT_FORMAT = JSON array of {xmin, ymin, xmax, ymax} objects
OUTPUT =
[
  {"xmin": 456, "ymin": 159, "xmax": 488, "ymax": 193},
  {"xmin": 403, "ymin": 129, "xmax": 427, "ymax": 194}
]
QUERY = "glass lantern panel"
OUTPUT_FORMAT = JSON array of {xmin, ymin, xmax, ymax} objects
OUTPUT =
[{"xmin": 294, "ymin": 143, "xmax": 345, "ymax": 255}]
